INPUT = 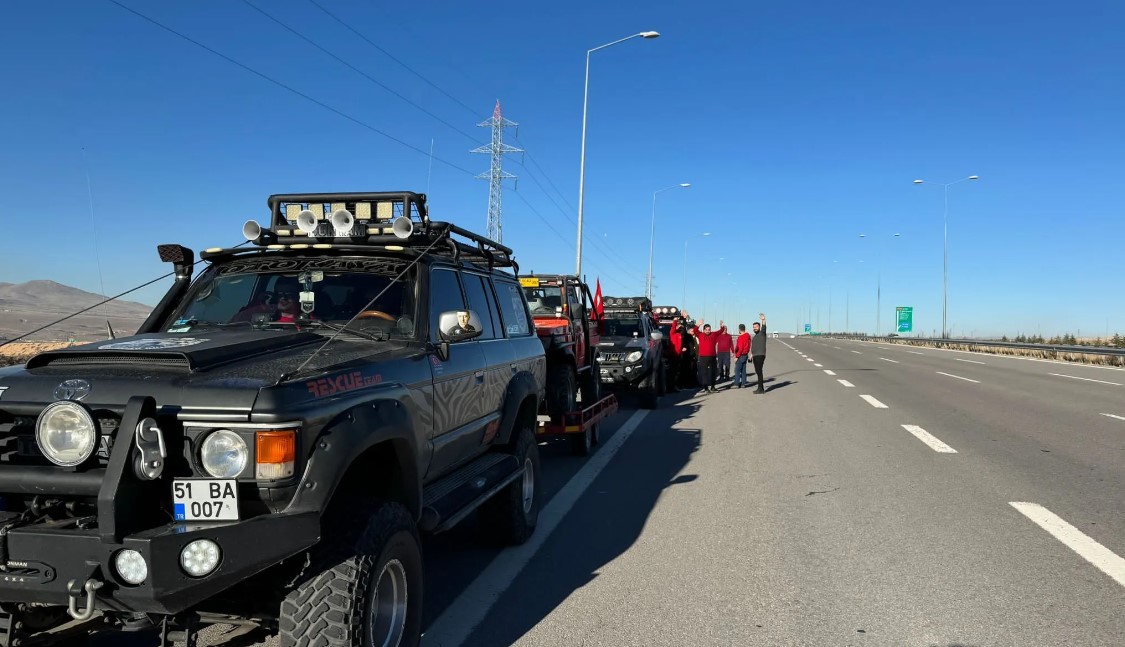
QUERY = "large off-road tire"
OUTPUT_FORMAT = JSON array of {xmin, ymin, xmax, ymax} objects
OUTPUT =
[
  {"xmin": 640, "ymin": 367, "xmax": 661, "ymax": 410},
  {"xmin": 546, "ymin": 363, "xmax": 578, "ymax": 417},
  {"xmin": 279, "ymin": 502, "xmax": 423, "ymax": 647},
  {"xmin": 478, "ymin": 418, "xmax": 541, "ymax": 545},
  {"xmin": 578, "ymin": 358, "xmax": 601, "ymax": 406}
]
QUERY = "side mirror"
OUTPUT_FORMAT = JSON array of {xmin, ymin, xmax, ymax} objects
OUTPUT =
[
  {"xmin": 650, "ymin": 330, "xmax": 664, "ymax": 341},
  {"xmin": 438, "ymin": 310, "xmax": 484, "ymax": 343}
]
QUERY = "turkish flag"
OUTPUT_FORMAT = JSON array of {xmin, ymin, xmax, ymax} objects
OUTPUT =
[{"xmin": 593, "ymin": 279, "xmax": 604, "ymax": 320}]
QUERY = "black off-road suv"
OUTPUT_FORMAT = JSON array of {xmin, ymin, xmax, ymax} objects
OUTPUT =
[
  {"xmin": 0, "ymin": 192, "xmax": 545, "ymax": 646},
  {"xmin": 596, "ymin": 297, "xmax": 665, "ymax": 409}
]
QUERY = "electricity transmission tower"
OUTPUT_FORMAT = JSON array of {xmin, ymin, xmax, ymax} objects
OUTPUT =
[{"xmin": 472, "ymin": 100, "xmax": 522, "ymax": 242}]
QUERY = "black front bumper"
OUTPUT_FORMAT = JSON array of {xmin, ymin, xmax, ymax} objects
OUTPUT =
[
  {"xmin": 0, "ymin": 511, "xmax": 320, "ymax": 615},
  {"xmin": 599, "ymin": 362, "xmax": 649, "ymax": 386}
]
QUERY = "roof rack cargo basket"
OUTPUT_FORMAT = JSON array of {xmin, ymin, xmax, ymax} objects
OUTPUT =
[{"xmin": 240, "ymin": 191, "xmax": 517, "ymax": 270}]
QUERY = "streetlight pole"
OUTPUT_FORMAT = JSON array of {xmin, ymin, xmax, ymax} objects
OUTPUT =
[
  {"xmin": 575, "ymin": 31, "xmax": 661, "ymax": 277},
  {"xmin": 646, "ymin": 182, "xmax": 690, "ymax": 299},
  {"xmin": 682, "ymin": 232, "xmax": 709, "ymax": 311},
  {"xmin": 860, "ymin": 233, "xmax": 901, "ymax": 335},
  {"xmin": 913, "ymin": 175, "xmax": 979, "ymax": 338}
]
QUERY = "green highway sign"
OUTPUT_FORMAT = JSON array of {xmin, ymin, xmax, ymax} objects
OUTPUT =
[
  {"xmin": 804, "ymin": 323, "xmax": 812, "ymax": 333},
  {"xmin": 896, "ymin": 306, "xmax": 913, "ymax": 333}
]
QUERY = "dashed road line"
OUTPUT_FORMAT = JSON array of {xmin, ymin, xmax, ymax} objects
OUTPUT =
[
  {"xmin": 860, "ymin": 394, "xmax": 888, "ymax": 409},
  {"xmin": 851, "ymin": 350, "xmax": 862, "ymax": 354},
  {"xmin": 1100, "ymin": 413, "xmax": 1125, "ymax": 422},
  {"xmin": 1048, "ymin": 373, "xmax": 1122, "ymax": 387},
  {"xmin": 1010, "ymin": 502, "xmax": 1125, "ymax": 589},
  {"xmin": 907, "ymin": 351, "xmax": 926, "ymax": 355},
  {"xmin": 824, "ymin": 370, "xmax": 836, "ymax": 376},
  {"xmin": 806, "ymin": 358, "xmax": 815, "ymax": 362},
  {"xmin": 814, "ymin": 363, "xmax": 823, "ymax": 367},
  {"xmin": 955, "ymin": 358, "xmax": 986, "ymax": 365},
  {"xmin": 936, "ymin": 371, "xmax": 980, "ymax": 384},
  {"xmin": 901, "ymin": 424, "xmax": 957, "ymax": 453},
  {"xmin": 879, "ymin": 357, "xmax": 899, "ymax": 364},
  {"xmin": 837, "ymin": 379, "xmax": 855, "ymax": 387}
]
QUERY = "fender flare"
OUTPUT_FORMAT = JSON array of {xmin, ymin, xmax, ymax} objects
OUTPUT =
[
  {"xmin": 494, "ymin": 371, "xmax": 541, "ymax": 446},
  {"xmin": 284, "ymin": 392, "xmax": 422, "ymax": 521}
]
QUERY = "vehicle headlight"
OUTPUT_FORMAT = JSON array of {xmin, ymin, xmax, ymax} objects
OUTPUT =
[
  {"xmin": 200, "ymin": 430, "xmax": 248, "ymax": 478},
  {"xmin": 114, "ymin": 549, "xmax": 148, "ymax": 585},
  {"xmin": 180, "ymin": 539, "xmax": 221, "ymax": 577},
  {"xmin": 625, "ymin": 351, "xmax": 643, "ymax": 363},
  {"xmin": 35, "ymin": 401, "xmax": 98, "ymax": 467}
]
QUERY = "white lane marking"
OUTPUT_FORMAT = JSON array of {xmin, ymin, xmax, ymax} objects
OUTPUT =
[
  {"xmin": 851, "ymin": 350, "xmax": 862, "ymax": 354},
  {"xmin": 901, "ymin": 424, "xmax": 957, "ymax": 453},
  {"xmin": 1010, "ymin": 502, "xmax": 1125, "ymax": 589},
  {"xmin": 860, "ymin": 394, "xmax": 888, "ymax": 409},
  {"xmin": 879, "ymin": 357, "xmax": 899, "ymax": 364},
  {"xmin": 936, "ymin": 371, "xmax": 980, "ymax": 384},
  {"xmin": 1048, "ymin": 373, "xmax": 1123, "ymax": 387},
  {"xmin": 814, "ymin": 363, "xmax": 823, "ymax": 368},
  {"xmin": 837, "ymin": 379, "xmax": 855, "ymax": 387},
  {"xmin": 824, "ymin": 369, "xmax": 836, "ymax": 376},
  {"xmin": 907, "ymin": 351, "xmax": 926, "ymax": 355},
  {"xmin": 955, "ymin": 358, "xmax": 986, "ymax": 365},
  {"xmin": 423, "ymin": 410, "xmax": 650, "ymax": 645},
  {"xmin": 877, "ymin": 346, "xmax": 892, "ymax": 350},
  {"xmin": 806, "ymin": 358, "xmax": 815, "ymax": 362},
  {"xmin": 834, "ymin": 346, "xmax": 842, "ymax": 349},
  {"xmin": 1100, "ymin": 413, "xmax": 1125, "ymax": 422}
]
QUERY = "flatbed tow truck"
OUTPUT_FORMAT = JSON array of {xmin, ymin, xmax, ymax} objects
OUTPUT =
[{"xmin": 520, "ymin": 274, "xmax": 619, "ymax": 455}]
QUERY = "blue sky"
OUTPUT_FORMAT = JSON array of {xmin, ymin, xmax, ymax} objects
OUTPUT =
[{"xmin": 2, "ymin": 0, "xmax": 1123, "ymax": 338}]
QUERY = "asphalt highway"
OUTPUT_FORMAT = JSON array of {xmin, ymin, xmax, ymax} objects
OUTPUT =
[{"xmin": 86, "ymin": 337, "xmax": 1125, "ymax": 646}]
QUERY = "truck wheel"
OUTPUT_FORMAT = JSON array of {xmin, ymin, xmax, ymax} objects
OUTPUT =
[
  {"xmin": 546, "ymin": 364, "xmax": 578, "ymax": 417},
  {"xmin": 569, "ymin": 423, "xmax": 593, "ymax": 456},
  {"xmin": 279, "ymin": 502, "xmax": 422, "ymax": 647},
  {"xmin": 579, "ymin": 358, "xmax": 601, "ymax": 405},
  {"xmin": 479, "ymin": 419, "xmax": 540, "ymax": 545},
  {"xmin": 640, "ymin": 369, "xmax": 660, "ymax": 410}
]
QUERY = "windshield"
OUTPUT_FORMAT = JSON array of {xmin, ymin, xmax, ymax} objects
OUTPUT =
[
  {"xmin": 166, "ymin": 256, "xmax": 417, "ymax": 338},
  {"xmin": 602, "ymin": 315, "xmax": 641, "ymax": 339},
  {"xmin": 523, "ymin": 286, "xmax": 564, "ymax": 316}
]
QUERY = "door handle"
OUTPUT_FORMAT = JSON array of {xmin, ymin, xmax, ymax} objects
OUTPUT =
[
  {"xmin": 510, "ymin": 363, "xmax": 518, "ymax": 375},
  {"xmin": 474, "ymin": 370, "xmax": 485, "ymax": 385}
]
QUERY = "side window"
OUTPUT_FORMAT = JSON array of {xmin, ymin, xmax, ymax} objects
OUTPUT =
[
  {"xmin": 429, "ymin": 268, "xmax": 466, "ymax": 341},
  {"xmin": 570, "ymin": 285, "xmax": 586, "ymax": 319},
  {"xmin": 462, "ymin": 274, "xmax": 498, "ymax": 340},
  {"xmin": 494, "ymin": 279, "xmax": 532, "ymax": 337}
]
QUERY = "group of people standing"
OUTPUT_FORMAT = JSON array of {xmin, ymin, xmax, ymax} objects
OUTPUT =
[{"xmin": 665, "ymin": 313, "xmax": 769, "ymax": 394}]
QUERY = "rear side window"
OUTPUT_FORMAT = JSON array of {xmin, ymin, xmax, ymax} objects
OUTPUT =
[
  {"xmin": 463, "ymin": 273, "xmax": 499, "ymax": 340},
  {"xmin": 494, "ymin": 279, "xmax": 532, "ymax": 337}
]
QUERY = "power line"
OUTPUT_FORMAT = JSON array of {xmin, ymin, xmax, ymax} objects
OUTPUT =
[
  {"xmin": 307, "ymin": 0, "xmax": 482, "ymax": 119},
  {"xmin": 240, "ymin": 0, "xmax": 483, "ymax": 145},
  {"xmin": 104, "ymin": 0, "xmax": 477, "ymax": 176}
]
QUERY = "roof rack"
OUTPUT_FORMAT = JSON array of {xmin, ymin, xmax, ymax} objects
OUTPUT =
[
  {"xmin": 218, "ymin": 191, "xmax": 517, "ymax": 272},
  {"xmin": 603, "ymin": 296, "xmax": 653, "ymax": 312}
]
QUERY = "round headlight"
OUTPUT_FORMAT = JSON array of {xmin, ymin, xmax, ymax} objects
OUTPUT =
[
  {"xmin": 180, "ymin": 539, "xmax": 221, "ymax": 577},
  {"xmin": 625, "ymin": 350, "xmax": 643, "ymax": 363},
  {"xmin": 35, "ymin": 401, "xmax": 98, "ymax": 467},
  {"xmin": 114, "ymin": 549, "xmax": 148, "ymax": 585},
  {"xmin": 200, "ymin": 430, "xmax": 248, "ymax": 478}
]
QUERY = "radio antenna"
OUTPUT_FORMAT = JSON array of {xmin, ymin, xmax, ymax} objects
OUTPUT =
[
  {"xmin": 82, "ymin": 146, "xmax": 114, "ymax": 339},
  {"xmin": 425, "ymin": 137, "xmax": 435, "ymax": 195}
]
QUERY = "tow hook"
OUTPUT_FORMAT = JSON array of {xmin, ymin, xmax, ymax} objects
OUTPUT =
[{"xmin": 66, "ymin": 578, "xmax": 103, "ymax": 621}]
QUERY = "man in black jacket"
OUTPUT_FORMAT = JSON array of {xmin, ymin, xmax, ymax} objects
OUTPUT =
[{"xmin": 751, "ymin": 313, "xmax": 768, "ymax": 394}]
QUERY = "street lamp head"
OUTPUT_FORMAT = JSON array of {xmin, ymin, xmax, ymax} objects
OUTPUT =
[
  {"xmin": 912, "ymin": 179, "xmax": 924, "ymax": 184},
  {"xmin": 703, "ymin": 232, "xmax": 711, "ymax": 236},
  {"xmin": 894, "ymin": 233, "xmax": 901, "ymax": 237},
  {"xmin": 679, "ymin": 183, "xmax": 691, "ymax": 187},
  {"xmin": 639, "ymin": 31, "xmax": 661, "ymax": 39},
  {"xmin": 968, "ymin": 175, "xmax": 980, "ymax": 180},
  {"xmin": 859, "ymin": 234, "xmax": 866, "ymax": 238}
]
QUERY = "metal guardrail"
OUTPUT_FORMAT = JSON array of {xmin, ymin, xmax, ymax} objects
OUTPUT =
[{"xmin": 821, "ymin": 334, "xmax": 1125, "ymax": 358}]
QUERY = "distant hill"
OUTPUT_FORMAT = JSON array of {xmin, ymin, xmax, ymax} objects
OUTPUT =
[{"xmin": 0, "ymin": 280, "xmax": 152, "ymax": 342}]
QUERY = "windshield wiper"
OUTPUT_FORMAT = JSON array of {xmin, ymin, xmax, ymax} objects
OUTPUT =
[{"xmin": 303, "ymin": 321, "xmax": 389, "ymax": 342}]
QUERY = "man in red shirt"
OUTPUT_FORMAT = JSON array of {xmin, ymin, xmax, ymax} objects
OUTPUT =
[
  {"xmin": 691, "ymin": 319, "xmax": 726, "ymax": 393},
  {"xmin": 733, "ymin": 323, "xmax": 752, "ymax": 388},
  {"xmin": 716, "ymin": 328, "xmax": 734, "ymax": 382},
  {"xmin": 664, "ymin": 319, "xmax": 686, "ymax": 393}
]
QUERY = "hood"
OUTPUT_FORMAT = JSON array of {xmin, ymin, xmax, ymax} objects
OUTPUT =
[
  {"xmin": 596, "ymin": 336, "xmax": 647, "ymax": 351},
  {"xmin": 0, "ymin": 331, "xmax": 415, "ymax": 416}
]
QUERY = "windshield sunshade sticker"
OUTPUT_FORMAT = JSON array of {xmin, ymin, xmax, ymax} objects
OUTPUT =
[{"xmin": 98, "ymin": 337, "xmax": 211, "ymax": 350}]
